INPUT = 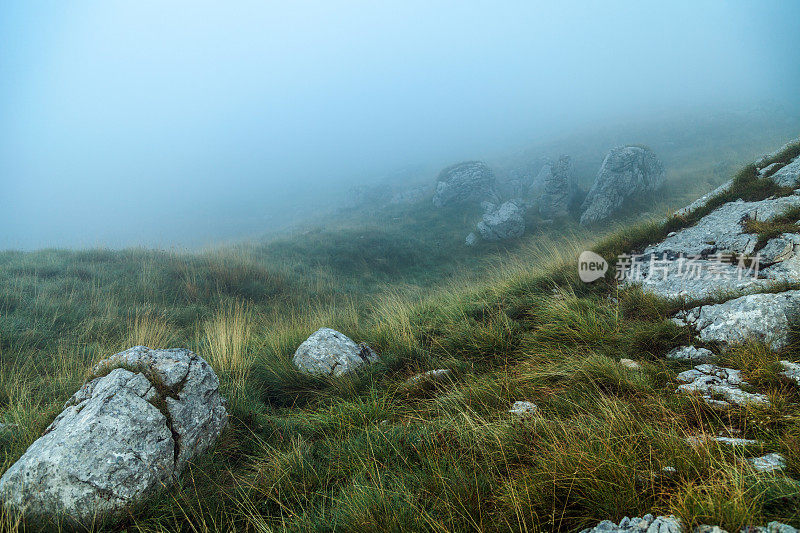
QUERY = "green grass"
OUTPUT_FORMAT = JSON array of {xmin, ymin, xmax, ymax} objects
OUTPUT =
[{"xmin": 3, "ymin": 137, "xmax": 800, "ymax": 531}]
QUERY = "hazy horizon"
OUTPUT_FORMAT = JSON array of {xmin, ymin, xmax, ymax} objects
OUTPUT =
[{"xmin": 3, "ymin": 1, "xmax": 800, "ymax": 249}]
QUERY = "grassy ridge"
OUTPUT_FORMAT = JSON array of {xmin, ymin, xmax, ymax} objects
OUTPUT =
[{"xmin": 3, "ymin": 138, "xmax": 800, "ymax": 531}]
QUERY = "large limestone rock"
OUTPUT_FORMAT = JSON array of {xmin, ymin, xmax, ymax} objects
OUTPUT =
[
  {"xmin": 292, "ymin": 328, "xmax": 379, "ymax": 377},
  {"xmin": 0, "ymin": 347, "xmax": 227, "ymax": 524},
  {"xmin": 477, "ymin": 201, "xmax": 525, "ymax": 241},
  {"xmin": 538, "ymin": 155, "xmax": 576, "ymax": 219},
  {"xmin": 580, "ymin": 146, "xmax": 664, "ymax": 225},
  {"xmin": 674, "ymin": 291, "xmax": 800, "ymax": 350},
  {"xmin": 432, "ymin": 161, "xmax": 496, "ymax": 208}
]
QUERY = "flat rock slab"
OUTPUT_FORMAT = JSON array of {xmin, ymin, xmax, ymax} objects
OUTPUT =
[
  {"xmin": 624, "ymin": 257, "xmax": 774, "ymax": 301},
  {"xmin": 293, "ymin": 328, "xmax": 379, "ymax": 377},
  {"xmin": 646, "ymin": 197, "xmax": 800, "ymax": 258},
  {"xmin": 674, "ymin": 290, "xmax": 800, "ymax": 350},
  {"xmin": 676, "ymin": 364, "xmax": 769, "ymax": 407},
  {"xmin": 0, "ymin": 347, "xmax": 227, "ymax": 524}
]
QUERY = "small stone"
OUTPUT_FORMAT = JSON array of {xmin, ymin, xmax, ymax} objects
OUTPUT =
[
  {"xmin": 509, "ymin": 401, "xmax": 539, "ymax": 418},
  {"xmin": 404, "ymin": 369, "xmax": 451, "ymax": 387},
  {"xmin": 620, "ymin": 358, "xmax": 641, "ymax": 370},
  {"xmin": 686, "ymin": 435, "xmax": 759, "ymax": 447},
  {"xmin": 748, "ymin": 453, "xmax": 785, "ymax": 472}
]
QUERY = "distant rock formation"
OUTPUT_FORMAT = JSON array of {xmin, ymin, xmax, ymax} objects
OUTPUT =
[
  {"xmin": 477, "ymin": 201, "xmax": 525, "ymax": 241},
  {"xmin": 432, "ymin": 161, "xmax": 497, "ymax": 207},
  {"xmin": 538, "ymin": 155, "xmax": 576, "ymax": 219},
  {"xmin": 580, "ymin": 146, "xmax": 664, "ymax": 225}
]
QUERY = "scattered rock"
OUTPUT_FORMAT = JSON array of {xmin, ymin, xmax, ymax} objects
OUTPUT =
[
  {"xmin": 748, "ymin": 452, "xmax": 785, "ymax": 473},
  {"xmin": 675, "ymin": 364, "xmax": 769, "ymax": 407},
  {"xmin": 538, "ymin": 155, "xmax": 576, "ymax": 219},
  {"xmin": 477, "ymin": 201, "xmax": 525, "ymax": 241},
  {"xmin": 0, "ymin": 347, "xmax": 227, "ymax": 524},
  {"xmin": 465, "ymin": 232, "xmax": 478, "ymax": 246},
  {"xmin": 292, "ymin": 328, "xmax": 379, "ymax": 377},
  {"xmin": 666, "ymin": 346, "xmax": 713, "ymax": 361},
  {"xmin": 674, "ymin": 291, "xmax": 800, "ymax": 350},
  {"xmin": 695, "ymin": 526, "xmax": 727, "ymax": 533},
  {"xmin": 686, "ymin": 435, "xmax": 759, "ymax": 447},
  {"xmin": 619, "ymin": 358, "xmax": 641, "ymax": 370},
  {"xmin": 768, "ymin": 155, "xmax": 800, "ymax": 188},
  {"xmin": 432, "ymin": 161, "xmax": 496, "ymax": 207},
  {"xmin": 758, "ymin": 522, "xmax": 799, "ymax": 533},
  {"xmin": 580, "ymin": 145, "xmax": 665, "ymax": 225},
  {"xmin": 579, "ymin": 514, "xmax": 680, "ymax": 533},
  {"xmin": 404, "ymin": 369, "xmax": 451, "ymax": 387},
  {"xmin": 509, "ymin": 401, "xmax": 539, "ymax": 418}
]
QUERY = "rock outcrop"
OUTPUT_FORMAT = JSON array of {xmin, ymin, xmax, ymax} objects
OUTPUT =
[
  {"xmin": 292, "ymin": 328, "xmax": 379, "ymax": 377},
  {"xmin": 477, "ymin": 201, "xmax": 525, "ymax": 241},
  {"xmin": 580, "ymin": 515, "xmax": 798, "ymax": 533},
  {"xmin": 767, "ymin": 154, "xmax": 800, "ymax": 187},
  {"xmin": 580, "ymin": 146, "xmax": 664, "ymax": 225},
  {"xmin": 674, "ymin": 291, "xmax": 800, "ymax": 350},
  {"xmin": 648, "ymin": 197, "xmax": 800, "ymax": 258},
  {"xmin": 0, "ymin": 347, "xmax": 227, "ymax": 524},
  {"xmin": 538, "ymin": 155, "xmax": 576, "ymax": 219},
  {"xmin": 432, "ymin": 161, "xmax": 496, "ymax": 208}
]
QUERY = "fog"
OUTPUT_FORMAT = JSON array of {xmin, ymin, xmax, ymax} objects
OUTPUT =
[{"xmin": 2, "ymin": 1, "xmax": 799, "ymax": 249}]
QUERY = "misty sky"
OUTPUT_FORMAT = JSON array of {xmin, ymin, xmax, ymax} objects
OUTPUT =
[{"xmin": 2, "ymin": 1, "xmax": 799, "ymax": 249}]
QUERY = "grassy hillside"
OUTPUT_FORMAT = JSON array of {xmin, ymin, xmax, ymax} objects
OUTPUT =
[{"xmin": 2, "ymin": 132, "xmax": 800, "ymax": 531}]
